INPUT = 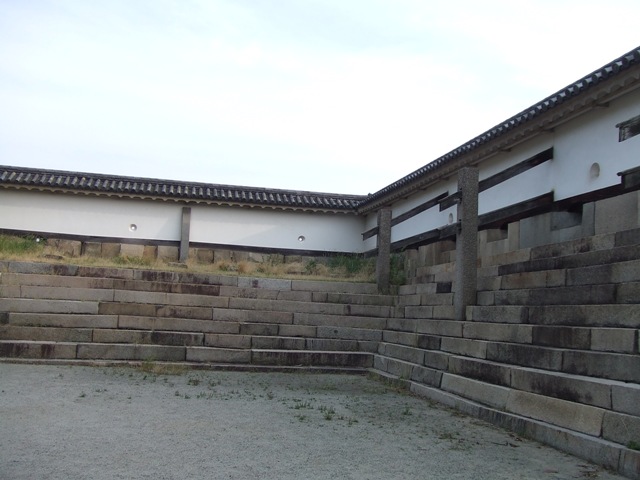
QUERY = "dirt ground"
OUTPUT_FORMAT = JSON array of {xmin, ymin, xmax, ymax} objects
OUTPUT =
[{"xmin": 0, "ymin": 363, "xmax": 626, "ymax": 480}]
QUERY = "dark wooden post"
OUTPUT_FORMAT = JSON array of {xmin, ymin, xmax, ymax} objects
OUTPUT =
[
  {"xmin": 376, "ymin": 207, "xmax": 392, "ymax": 294},
  {"xmin": 179, "ymin": 207, "xmax": 191, "ymax": 263},
  {"xmin": 454, "ymin": 168, "xmax": 479, "ymax": 321}
]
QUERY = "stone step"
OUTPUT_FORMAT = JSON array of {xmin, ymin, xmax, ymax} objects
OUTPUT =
[
  {"xmin": 369, "ymin": 367, "xmax": 640, "ymax": 480},
  {"xmin": 468, "ymin": 304, "xmax": 640, "ymax": 328},
  {"xmin": 485, "ymin": 285, "xmax": 618, "ymax": 306},
  {"xmin": 0, "ymin": 339, "xmax": 373, "ymax": 369},
  {"xmin": 375, "ymin": 342, "xmax": 640, "ymax": 403},
  {"xmin": 498, "ymin": 243, "xmax": 640, "ymax": 277},
  {"xmin": 1, "ymin": 261, "xmax": 380, "ymax": 295}
]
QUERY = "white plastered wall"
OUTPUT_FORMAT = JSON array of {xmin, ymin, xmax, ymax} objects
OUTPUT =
[
  {"xmin": 190, "ymin": 206, "xmax": 366, "ymax": 253},
  {"xmin": 0, "ymin": 189, "xmax": 182, "ymax": 241}
]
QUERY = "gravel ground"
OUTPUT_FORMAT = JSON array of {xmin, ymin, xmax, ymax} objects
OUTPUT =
[{"xmin": 0, "ymin": 363, "xmax": 626, "ymax": 480}]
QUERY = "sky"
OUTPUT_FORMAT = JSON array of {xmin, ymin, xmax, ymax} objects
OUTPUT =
[{"xmin": 0, "ymin": 1, "xmax": 639, "ymax": 195}]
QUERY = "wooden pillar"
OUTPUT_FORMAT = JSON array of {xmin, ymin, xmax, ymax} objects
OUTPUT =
[
  {"xmin": 376, "ymin": 207, "xmax": 392, "ymax": 294},
  {"xmin": 454, "ymin": 167, "xmax": 479, "ymax": 321},
  {"xmin": 179, "ymin": 207, "xmax": 191, "ymax": 263}
]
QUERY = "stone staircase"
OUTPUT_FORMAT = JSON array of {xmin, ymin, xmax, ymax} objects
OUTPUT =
[
  {"xmin": 371, "ymin": 227, "xmax": 640, "ymax": 479},
  {"xmin": 0, "ymin": 262, "xmax": 391, "ymax": 372}
]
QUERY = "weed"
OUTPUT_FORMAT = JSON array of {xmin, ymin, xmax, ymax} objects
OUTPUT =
[
  {"xmin": 266, "ymin": 391, "xmax": 274, "ymax": 400},
  {"xmin": 628, "ymin": 440, "xmax": 640, "ymax": 451},
  {"xmin": 295, "ymin": 414, "xmax": 307, "ymax": 422},
  {"xmin": 0, "ymin": 234, "xmax": 44, "ymax": 257},
  {"xmin": 79, "ymin": 392, "xmax": 86, "ymax": 398},
  {"xmin": 319, "ymin": 405, "xmax": 336, "ymax": 420},
  {"xmin": 187, "ymin": 377, "xmax": 201, "ymax": 386},
  {"xmin": 113, "ymin": 255, "xmax": 152, "ymax": 267},
  {"xmin": 402, "ymin": 405, "xmax": 412, "ymax": 416}
]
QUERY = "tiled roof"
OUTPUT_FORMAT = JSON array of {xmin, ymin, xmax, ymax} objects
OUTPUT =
[
  {"xmin": 359, "ymin": 45, "xmax": 640, "ymax": 209},
  {"xmin": 0, "ymin": 165, "xmax": 365, "ymax": 212}
]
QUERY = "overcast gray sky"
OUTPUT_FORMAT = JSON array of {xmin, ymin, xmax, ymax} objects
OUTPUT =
[{"xmin": 0, "ymin": 1, "xmax": 638, "ymax": 194}]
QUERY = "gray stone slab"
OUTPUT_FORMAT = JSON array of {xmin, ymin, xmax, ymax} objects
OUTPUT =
[
  {"xmin": 404, "ymin": 306, "xmax": 434, "ymax": 319},
  {"xmin": 93, "ymin": 329, "xmax": 204, "ymax": 346},
  {"xmin": 563, "ymin": 350, "xmax": 640, "ymax": 383},
  {"xmin": 415, "ymin": 319, "xmax": 463, "ymax": 337},
  {"xmin": 0, "ymin": 285, "xmax": 20, "ymax": 297},
  {"xmin": 239, "ymin": 323, "xmax": 279, "ymax": 336},
  {"xmin": 0, "ymin": 325, "xmax": 92, "ymax": 343},
  {"xmin": 591, "ymin": 328, "xmax": 637, "ymax": 353},
  {"xmin": 612, "ymin": 382, "xmax": 640, "ymax": 417},
  {"xmin": 3, "ymin": 298, "xmax": 99, "ymax": 314},
  {"xmin": 316, "ymin": 326, "xmax": 382, "ymax": 342},
  {"xmin": 528, "ymin": 304, "xmax": 640, "ymax": 327},
  {"xmin": 531, "ymin": 325, "xmax": 591, "ymax": 349},
  {"xmin": 21, "ymin": 285, "xmax": 114, "ymax": 302},
  {"xmin": 493, "ymin": 285, "xmax": 616, "ymax": 306},
  {"xmin": 118, "ymin": 316, "xmax": 239, "ymax": 335},
  {"xmin": 156, "ymin": 305, "xmax": 213, "ymax": 320},
  {"xmin": 8, "ymin": 313, "xmax": 118, "ymax": 329},
  {"xmin": 467, "ymin": 305, "xmax": 528, "ymax": 323},
  {"xmin": 98, "ymin": 302, "xmax": 157, "ymax": 317},
  {"xmin": 229, "ymin": 298, "xmax": 345, "ymax": 316},
  {"xmin": 505, "ymin": 390, "xmax": 605, "ymax": 436},
  {"xmin": 186, "ymin": 346, "xmax": 251, "ymax": 363},
  {"xmin": 204, "ymin": 334, "xmax": 251, "ymax": 349},
  {"xmin": 385, "ymin": 318, "xmax": 418, "ymax": 332},
  {"xmin": 447, "ymin": 356, "xmax": 511, "ymax": 386},
  {"xmin": 618, "ymin": 282, "xmax": 640, "ymax": 304},
  {"xmin": 293, "ymin": 313, "xmax": 385, "ymax": 330},
  {"xmin": 251, "ymin": 349, "xmax": 372, "ymax": 367},
  {"xmin": 619, "ymin": 449, "xmax": 640, "ymax": 480},
  {"xmin": 440, "ymin": 373, "xmax": 510, "ymax": 409},
  {"xmin": 291, "ymin": 280, "xmax": 377, "ymax": 295},
  {"xmin": 305, "ymin": 338, "xmax": 359, "ymax": 351},
  {"xmin": 237, "ymin": 277, "xmax": 292, "ymax": 291},
  {"xmin": 409, "ymin": 364, "xmax": 443, "ymax": 387},
  {"xmin": 463, "ymin": 322, "xmax": 532, "ymax": 343},
  {"xmin": 602, "ymin": 410, "xmax": 640, "ymax": 445},
  {"xmin": 7, "ymin": 262, "xmax": 79, "ymax": 276},
  {"xmin": 277, "ymin": 324, "xmax": 316, "ymax": 338},
  {"xmin": 379, "ymin": 342, "xmax": 424, "ymax": 365},
  {"xmin": 251, "ymin": 336, "xmax": 306, "ymax": 350},
  {"xmin": 486, "ymin": 343, "xmax": 563, "ymax": 371},
  {"xmin": 345, "ymin": 304, "xmax": 393, "ymax": 318},
  {"xmin": 0, "ymin": 340, "xmax": 77, "ymax": 359},
  {"xmin": 382, "ymin": 330, "xmax": 418, "ymax": 347},
  {"xmin": 510, "ymin": 367, "xmax": 612, "ymax": 409},
  {"xmin": 440, "ymin": 337, "xmax": 488, "ymax": 359},
  {"xmin": 77, "ymin": 343, "xmax": 185, "ymax": 361},
  {"xmin": 373, "ymin": 354, "xmax": 413, "ymax": 379}
]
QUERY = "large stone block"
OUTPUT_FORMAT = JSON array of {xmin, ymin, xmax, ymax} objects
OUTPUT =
[
  {"xmin": 157, "ymin": 245, "xmax": 179, "ymax": 261},
  {"xmin": 186, "ymin": 346, "xmax": 250, "ymax": 363},
  {"xmin": 0, "ymin": 340, "xmax": 77, "ymax": 359},
  {"xmin": 440, "ymin": 337, "xmax": 488, "ymax": 359},
  {"xmin": 528, "ymin": 304, "xmax": 640, "ymax": 327},
  {"xmin": 316, "ymin": 326, "xmax": 381, "ymax": 342},
  {"xmin": 3, "ymin": 298, "xmax": 99, "ymax": 314},
  {"xmin": 120, "ymin": 244, "xmax": 144, "ymax": 258},
  {"xmin": 486, "ymin": 343, "xmax": 563, "ymax": 370},
  {"xmin": 204, "ymin": 334, "xmax": 251, "ymax": 349},
  {"xmin": 0, "ymin": 325, "xmax": 92, "ymax": 343},
  {"xmin": 463, "ymin": 322, "xmax": 533, "ymax": 344},
  {"xmin": 602, "ymin": 411, "xmax": 640, "ymax": 446},
  {"xmin": 251, "ymin": 336, "xmax": 305, "ymax": 350},
  {"xmin": 9, "ymin": 313, "xmax": 118, "ymax": 329},
  {"xmin": 591, "ymin": 328, "xmax": 637, "ymax": 353},
  {"xmin": 510, "ymin": 368, "xmax": 612, "ymax": 409},
  {"xmin": 415, "ymin": 319, "xmax": 463, "ymax": 337},
  {"xmin": 531, "ymin": 326, "xmax": 591, "ymax": 349},
  {"xmin": 612, "ymin": 382, "xmax": 640, "ymax": 417},
  {"xmin": 77, "ymin": 343, "xmax": 185, "ymax": 361},
  {"xmin": 278, "ymin": 324, "xmax": 316, "ymax": 338},
  {"xmin": 21, "ymin": 285, "xmax": 114, "ymax": 302},
  {"xmin": 379, "ymin": 342, "xmax": 424, "ymax": 364},
  {"xmin": 563, "ymin": 350, "xmax": 640, "ymax": 383},
  {"xmin": 448, "ymin": 356, "xmax": 511, "ymax": 386},
  {"xmin": 440, "ymin": 373, "xmax": 510, "ymax": 409},
  {"xmin": 505, "ymin": 390, "xmax": 604, "ymax": 436}
]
